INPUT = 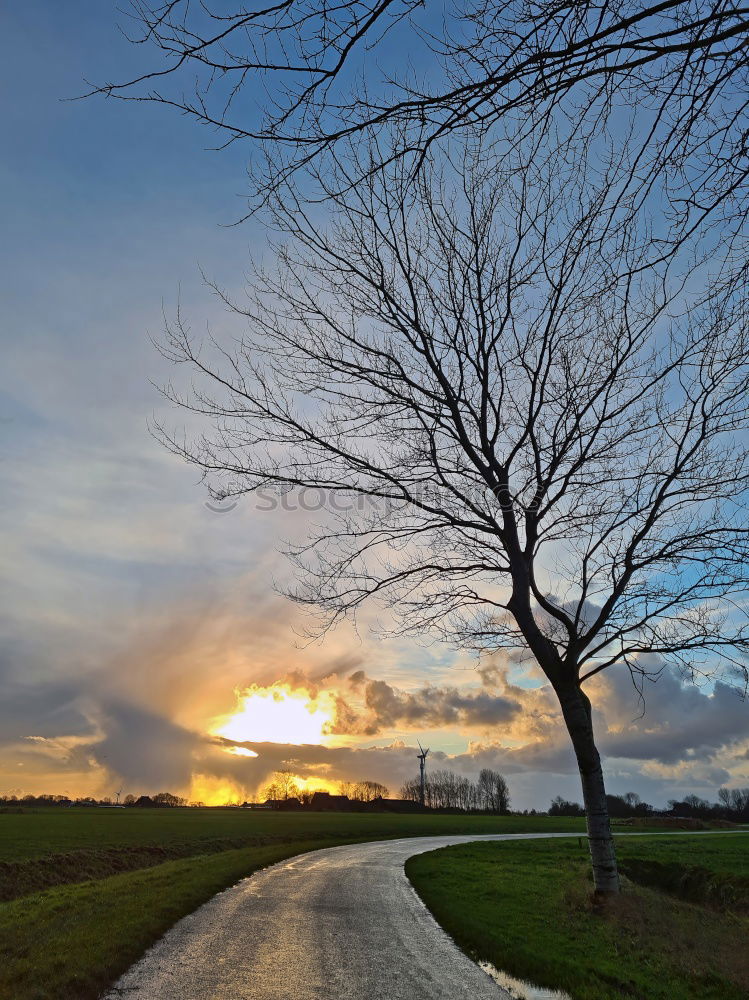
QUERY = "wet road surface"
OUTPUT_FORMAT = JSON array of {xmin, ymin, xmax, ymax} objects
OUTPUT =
[
  {"xmin": 103, "ymin": 833, "xmax": 578, "ymax": 999},
  {"xmin": 104, "ymin": 830, "xmax": 744, "ymax": 999}
]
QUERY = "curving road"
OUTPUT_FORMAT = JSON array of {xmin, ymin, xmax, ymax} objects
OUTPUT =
[
  {"xmin": 103, "ymin": 830, "xmax": 745, "ymax": 1000},
  {"xmin": 103, "ymin": 832, "xmax": 584, "ymax": 1000}
]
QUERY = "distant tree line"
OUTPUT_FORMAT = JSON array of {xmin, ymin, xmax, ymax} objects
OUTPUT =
[
  {"xmin": 123, "ymin": 792, "xmax": 188, "ymax": 808},
  {"xmin": 0, "ymin": 791, "xmax": 187, "ymax": 808},
  {"xmin": 669, "ymin": 789, "xmax": 749, "ymax": 822},
  {"xmin": 549, "ymin": 788, "xmax": 749, "ymax": 822},
  {"xmin": 260, "ymin": 770, "xmax": 389, "ymax": 805},
  {"xmin": 337, "ymin": 780, "xmax": 389, "ymax": 803},
  {"xmin": 549, "ymin": 792, "xmax": 652, "ymax": 818},
  {"xmin": 0, "ymin": 793, "xmax": 80, "ymax": 809},
  {"xmin": 4, "ymin": 784, "xmax": 748, "ymax": 818},
  {"xmin": 400, "ymin": 768, "xmax": 510, "ymax": 814}
]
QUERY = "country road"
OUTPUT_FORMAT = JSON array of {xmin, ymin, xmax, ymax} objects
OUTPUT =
[
  {"xmin": 104, "ymin": 832, "xmax": 566, "ymax": 999},
  {"xmin": 103, "ymin": 830, "xmax": 746, "ymax": 1000}
]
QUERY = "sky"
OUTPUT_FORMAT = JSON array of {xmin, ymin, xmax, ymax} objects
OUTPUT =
[{"xmin": 1, "ymin": 1, "xmax": 747, "ymax": 810}]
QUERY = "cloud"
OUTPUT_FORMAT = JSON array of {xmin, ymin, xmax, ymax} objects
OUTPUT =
[
  {"xmin": 591, "ymin": 667, "xmax": 749, "ymax": 765},
  {"xmin": 0, "ymin": 679, "xmax": 94, "ymax": 746},
  {"xmin": 92, "ymin": 701, "xmax": 200, "ymax": 791},
  {"xmin": 1, "ymin": 557, "xmax": 746, "ymax": 809},
  {"xmin": 332, "ymin": 672, "xmax": 521, "ymax": 736},
  {"xmin": 196, "ymin": 736, "xmax": 436, "ymax": 797}
]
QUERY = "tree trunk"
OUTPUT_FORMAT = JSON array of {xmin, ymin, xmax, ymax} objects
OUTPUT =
[{"xmin": 555, "ymin": 681, "xmax": 620, "ymax": 895}]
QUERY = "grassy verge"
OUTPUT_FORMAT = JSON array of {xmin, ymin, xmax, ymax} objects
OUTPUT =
[
  {"xmin": 0, "ymin": 811, "xmax": 591, "ymax": 1000},
  {"xmin": 0, "ymin": 839, "xmax": 340, "ymax": 1000},
  {"xmin": 3, "ymin": 811, "xmax": 724, "ymax": 999},
  {"xmin": 406, "ymin": 835, "xmax": 749, "ymax": 1000}
]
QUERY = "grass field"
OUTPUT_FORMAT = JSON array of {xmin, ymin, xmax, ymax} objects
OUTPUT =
[
  {"xmin": 2, "ymin": 808, "xmax": 742, "ymax": 1000},
  {"xmin": 406, "ymin": 833, "xmax": 749, "ymax": 1000},
  {"xmin": 0, "ymin": 808, "xmax": 587, "ymax": 1000},
  {"xmin": 0, "ymin": 807, "xmax": 587, "ymax": 864}
]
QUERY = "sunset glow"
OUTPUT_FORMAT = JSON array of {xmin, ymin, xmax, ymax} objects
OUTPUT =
[
  {"xmin": 188, "ymin": 773, "xmax": 245, "ymax": 807},
  {"xmin": 213, "ymin": 685, "xmax": 336, "ymax": 746}
]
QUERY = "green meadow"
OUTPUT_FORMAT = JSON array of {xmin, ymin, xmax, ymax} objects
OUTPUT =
[
  {"xmin": 0, "ymin": 808, "xmax": 584, "ymax": 1000},
  {"xmin": 2, "ymin": 808, "xmax": 743, "ymax": 1000},
  {"xmin": 0, "ymin": 806, "xmax": 585, "ymax": 864},
  {"xmin": 407, "ymin": 833, "xmax": 749, "ymax": 1000}
]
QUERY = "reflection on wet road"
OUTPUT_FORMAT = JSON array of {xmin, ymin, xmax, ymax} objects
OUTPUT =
[
  {"xmin": 104, "ymin": 833, "xmax": 578, "ymax": 999},
  {"xmin": 106, "ymin": 830, "xmax": 736, "ymax": 999}
]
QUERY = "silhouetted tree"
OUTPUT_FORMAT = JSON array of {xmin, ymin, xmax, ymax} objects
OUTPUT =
[
  {"xmin": 605, "ymin": 794, "xmax": 653, "ymax": 819},
  {"xmin": 668, "ymin": 795, "xmax": 715, "ymax": 819},
  {"xmin": 549, "ymin": 796, "xmax": 585, "ymax": 817},
  {"xmin": 349, "ymin": 780, "xmax": 389, "ymax": 802},
  {"xmin": 152, "ymin": 791, "xmax": 187, "ymax": 807},
  {"xmin": 477, "ymin": 769, "xmax": 511, "ymax": 814},
  {"xmin": 100, "ymin": 0, "xmax": 749, "ymax": 256},
  {"xmin": 400, "ymin": 768, "xmax": 508, "ymax": 812},
  {"xmin": 263, "ymin": 769, "xmax": 300, "ymax": 801},
  {"xmin": 155, "ymin": 126, "xmax": 749, "ymax": 893},
  {"xmin": 400, "ymin": 778, "xmax": 422, "ymax": 804},
  {"xmin": 718, "ymin": 786, "xmax": 749, "ymax": 819}
]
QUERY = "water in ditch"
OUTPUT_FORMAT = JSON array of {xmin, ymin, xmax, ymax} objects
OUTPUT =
[{"xmin": 479, "ymin": 960, "xmax": 572, "ymax": 1000}]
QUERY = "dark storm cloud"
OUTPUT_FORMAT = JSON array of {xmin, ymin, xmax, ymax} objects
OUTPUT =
[
  {"xmin": 451, "ymin": 737, "xmax": 578, "ymax": 776},
  {"xmin": 205, "ymin": 736, "xmax": 441, "ymax": 793},
  {"xmin": 332, "ymin": 673, "xmax": 521, "ymax": 736},
  {"xmin": 92, "ymin": 701, "xmax": 199, "ymax": 791},
  {"xmin": 279, "ymin": 654, "xmax": 366, "ymax": 694},
  {"xmin": 594, "ymin": 667, "xmax": 749, "ymax": 765},
  {"xmin": 0, "ymin": 651, "xmax": 95, "ymax": 745},
  {"xmin": 0, "ymin": 683, "xmax": 93, "ymax": 745}
]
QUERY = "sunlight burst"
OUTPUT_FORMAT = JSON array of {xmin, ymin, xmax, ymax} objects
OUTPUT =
[
  {"xmin": 213, "ymin": 685, "xmax": 336, "ymax": 746},
  {"xmin": 224, "ymin": 746, "xmax": 259, "ymax": 758}
]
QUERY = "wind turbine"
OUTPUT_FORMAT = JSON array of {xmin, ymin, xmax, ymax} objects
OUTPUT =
[
  {"xmin": 115, "ymin": 787, "xmax": 123, "ymax": 805},
  {"xmin": 417, "ymin": 741, "xmax": 430, "ymax": 807}
]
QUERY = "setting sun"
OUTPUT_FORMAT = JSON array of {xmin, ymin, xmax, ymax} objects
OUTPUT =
[{"xmin": 212, "ymin": 685, "xmax": 336, "ymax": 746}]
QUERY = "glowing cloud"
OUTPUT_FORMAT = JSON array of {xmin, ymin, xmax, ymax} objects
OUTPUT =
[
  {"xmin": 212, "ymin": 684, "xmax": 336, "ymax": 746},
  {"xmin": 189, "ymin": 773, "xmax": 245, "ymax": 806}
]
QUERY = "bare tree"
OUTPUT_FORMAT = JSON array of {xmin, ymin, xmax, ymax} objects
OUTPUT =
[
  {"xmin": 355, "ymin": 780, "xmax": 390, "ymax": 801},
  {"xmin": 156, "ymin": 131, "xmax": 749, "ymax": 893},
  {"xmin": 340, "ymin": 779, "xmax": 389, "ymax": 800},
  {"xmin": 718, "ymin": 785, "xmax": 749, "ymax": 817},
  {"xmin": 401, "ymin": 768, "xmax": 507, "ymax": 811},
  {"xmin": 152, "ymin": 791, "xmax": 187, "ymax": 807},
  {"xmin": 477, "ymin": 769, "xmax": 510, "ymax": 814},
  {"xmin": 549, "ymin": 796, "xmax": 585, "ymax": 817},
  {"xmin": 98, "ymin": 1, "xmax": 749, "ymax": 250},
  {"xmin": 263, "ymin": 768, "xmax": 300, "ymax": 801},
  {"xmin": 623, "ymin": 791, "xmax": 641, "ymax": 810},
  {"xmin": 400, "ymin": 777, "xmax": 422, "ymax": 804}
]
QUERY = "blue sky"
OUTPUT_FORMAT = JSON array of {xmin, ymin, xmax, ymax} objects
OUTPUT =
[{"xmin": 1, "ymin": 1, "xmax": 747, "ymax": 808}]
